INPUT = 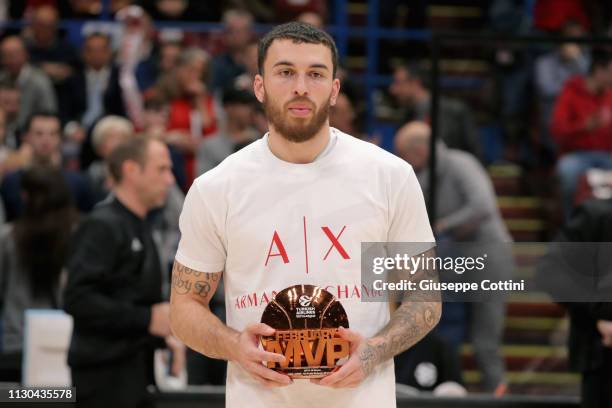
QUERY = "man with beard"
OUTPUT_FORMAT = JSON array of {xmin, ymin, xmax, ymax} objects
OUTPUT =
[{"xmin": 169, "ymin": 22, "xmax": 441, "ymax": 408}]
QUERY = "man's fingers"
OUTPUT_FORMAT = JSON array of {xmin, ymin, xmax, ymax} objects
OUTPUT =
[
  {"xmin": 337, "ymin": 326, "xmax": 363, "ymax": 352},
  {"xmin": 337, "ymin": 326, "xmax": 362, "ymax": 343},
  {"xmin": 312, "ymin": 368, "xmax": 363, "ymax": 388},
  {"xmin": 245, "ymin": 323, "xmax": 275, "ymax": 336},
  {"xmin": 318, "ymin": 358, "xmax": 358, "ymax": 386},
  {"xmin": 252, "ymin": 349, "xmax": 287, "ymax": 364},
  {"xmin": 246, "ymin": 361, "xmax": 292, "ymax": 385}
]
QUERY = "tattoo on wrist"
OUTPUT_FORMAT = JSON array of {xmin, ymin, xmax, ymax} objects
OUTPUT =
[{"xmin": 357, "ymin": 298, "xmax": 440, "ymax": 375}]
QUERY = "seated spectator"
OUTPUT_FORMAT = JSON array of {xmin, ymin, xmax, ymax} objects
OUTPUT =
[
  {"xmin": 550, "ymin": 50, "xmax": 612, "ymax": 219},
  {"xmin": 232, "ymin": 40, "xmax": 259, "ymax": 93},
  {"xmin": 0, "ymin": 35, "xmax": 57, "ymax": 130},
  {"xmin": 395, "ymin": 121, "xmax": 513, "ymax": 395},
  {"xmin": 142, "ymin": 97, "xmax": 187, "ymax": 188},
  {"xmin": 209, "ymin": 9, "xmax": 253, "ymax": 94},
  {"xmin": 88, "ymin": 115, "xmax": 134, "ymax": 202},
  {"xmin": 535, "ymin": 20, "xmax": 590, "ymax": 161},
  {"xmin": 23, "ymin": 5, "xmax": 78, "ymax": 89},
  {"xmin": 63, "ymin": 32, "xmax": 126, "ymax": 169},
  {"xmin": 197, "ymin": 87, "xmax": 258, "ymax": 175},
  {"xmin": 389, "ymin": 63, "xmax": 482, "ymax": 161},
  {"xmin": 116, "ymin": 6, "xmax": 159, "ymax": 95},
  {"xmin": 0, "ymin": 165, "xmax": 77, "ymax": 382},
  {"xmin": 164, "ymin": 47, "xmax": 218, "ymax": 190},
  {"xmin": 1, "ymin": 112, "xmax": 94, "ymax": 221}
]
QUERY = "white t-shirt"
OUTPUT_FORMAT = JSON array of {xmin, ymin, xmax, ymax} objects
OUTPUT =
[{"xmin": 176, "ymin": 127, "xmax": 434, "ymax": 408}]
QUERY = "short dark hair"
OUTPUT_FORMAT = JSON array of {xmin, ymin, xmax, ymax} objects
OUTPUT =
[
  {"xmin": 589, "ymin": 49, "xmax": 612, "ymax": 74},
  {"xmin": 257, "ymin": 22, "xmax": 338, "ymax": 77},
  {"xmin": 107, "ymin": 136, "xmax": 151, "ymax": 183},
  {"xmin": 24, "ymin": 111, "xmax": 60, "ymax": 133}
]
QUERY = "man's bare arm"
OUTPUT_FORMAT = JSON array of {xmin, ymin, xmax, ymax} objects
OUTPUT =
[
  {"xmin": 169, "ymin": 260, "xmax": 235, "ymax": 359},
  {"xmin": 169, "ymin": 260, "xmax": 290, "ymax": 386},
  {"xmin": 359, "ymin": 248, "xmax": 442, "ymax": 375}
]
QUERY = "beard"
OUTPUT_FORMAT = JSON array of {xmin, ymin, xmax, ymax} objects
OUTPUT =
[{"xmin": 263, "ymin": 91, "xmax": 331, "ymax": 143}]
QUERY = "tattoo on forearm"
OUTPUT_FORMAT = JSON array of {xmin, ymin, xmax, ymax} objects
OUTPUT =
[
  {"xmin": 358, "ymin": 248, "xmax": 441, "ymax": 376},
  {"xmin": 171, "ymin": 261, "xmax": 219, "ymax": 297}
]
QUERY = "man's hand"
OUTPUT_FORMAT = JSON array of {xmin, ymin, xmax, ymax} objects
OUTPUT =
[
  {"xmin": 231, "ymin": 323, "xmax": 292, "ymax": 387},
  {"xmin": 311, "ymin": 327, "xmax": 369, "ymax": 388},
  {"xmin": 165, "ymin": 335, "xmax": 186, "ymax": 377},
  {"xmin": 149, "ymin": 302, "xmax": 171, "ymax": 337},
  {"xmin": 597, "ymin": 320, "xmax": 612, "ymax": 347}
]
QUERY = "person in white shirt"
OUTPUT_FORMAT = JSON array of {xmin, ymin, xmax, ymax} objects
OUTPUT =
[{"xmin": 170, "ymin": 22, "xmax": 441, "ymax": 408}]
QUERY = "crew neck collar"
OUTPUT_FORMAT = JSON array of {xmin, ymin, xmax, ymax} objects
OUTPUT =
[{"xmin": 261, "ymin": 128, "xmax": 340, "ymax": 170}]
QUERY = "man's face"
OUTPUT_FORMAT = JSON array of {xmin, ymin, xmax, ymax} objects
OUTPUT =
[
  {"xmin": 254, "ymin": 39, "xmax": 340, "ymax": 143},
  {"xmin": 31, "ymin": 7, "xmax": 59, "ymax": 46},
  {"xmin": 24, "ymin": 116, "xmax": 61, "ymax": 161},
  {"xmin": 134, "ymin": 140, "xmax": 175, "ymax": 210},
  {"xmin": 225, "ymin": 16, "xmax": 252, "ymax": 51},
  {"xmin": 1, "ymin": 38, "xmax": 28, "ymax": 76},
  {"xmin": 0, "ymin": 88, "xmax": 20, "ymax": 119},
  {"xmin": 83, "ymin": 36, "xmax": 112, "ymax": 70},
  {"xmin": 177, "ymin": 59, "xmax": 205, "ymax": 94},
  {"xmin": 159, "ymin": 43, "xmax": 181, "ymax": 73},
  {"xmin": 389, "ymin": 68, "xmax": 417, "ymax": 106}
]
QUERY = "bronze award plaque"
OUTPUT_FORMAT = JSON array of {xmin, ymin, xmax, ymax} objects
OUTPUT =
[{"xmin": 260, "ymin": 284, "xmax": 350, "ymax": 379}]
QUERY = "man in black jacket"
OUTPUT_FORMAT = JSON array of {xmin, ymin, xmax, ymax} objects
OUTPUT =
[
  {"xmin": 64, "ymin": 136, "xmax": 183, "ymax": 408},
  {"xmin": 545, "ymin": 199, "xmax": 612, "ymax": 408}
]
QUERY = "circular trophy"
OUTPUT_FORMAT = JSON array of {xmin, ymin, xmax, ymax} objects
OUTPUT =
[{"xmin": 260, "ymin": 284, "xmax": 350, "ymax": 379}]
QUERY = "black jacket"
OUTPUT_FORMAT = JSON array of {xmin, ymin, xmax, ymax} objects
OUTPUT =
[
  {"xmin": 555, "ymin": 199, "xmax": 612, "ymax": 372},
  {"xmin": 64, "ymin": 197, "xmax": 164, "ymax": 369}
]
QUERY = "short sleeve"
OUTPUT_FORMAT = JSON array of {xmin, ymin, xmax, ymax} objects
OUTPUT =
[
  {"xmin": 175, "ymin": 181, "xmax": 227, "ymax": 272},
  {"xmin": 387, "ymin": 165, "xmax": 435, "ymax": 243}
]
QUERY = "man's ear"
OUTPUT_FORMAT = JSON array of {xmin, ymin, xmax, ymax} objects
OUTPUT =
[
  {"xmin": 254, "ymin": 74, "xmax": 265, "ymax": 103},
  {"xmin": 122, "ymin": 159, "xmax": 139, "ymax": 182},
  {"xmin": 329, "ymin": 78, "xmax": 340, "ymax": 107}
]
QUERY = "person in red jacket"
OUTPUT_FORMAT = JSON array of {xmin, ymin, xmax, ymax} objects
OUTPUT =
[
  {"xmin": 163, "ymin": 48, "xmax": 218, "ymax": 191},
  {"xmin": 551, "ymin": 50, "xmax": 612, "ymax": 219}
]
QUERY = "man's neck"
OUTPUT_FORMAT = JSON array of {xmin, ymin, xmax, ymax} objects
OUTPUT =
[
  {"xmin": 114, "ymin": 186, "xmax": 147, "ymax": 219},
  {"xmin": 268, "ymin": 123, "xmax": 331, "ymax": 164}
]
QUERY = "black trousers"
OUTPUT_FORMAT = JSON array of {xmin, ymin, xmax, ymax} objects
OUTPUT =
[
  {"xmin": 71, "ymin": 350, "xmax": 154, "ymax": 408},
  {"xmin": 581, "ymin": 353, "xmax": 612, "ymax": 408}
]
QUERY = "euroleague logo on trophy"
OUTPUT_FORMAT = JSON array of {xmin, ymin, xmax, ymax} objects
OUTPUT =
[{"xmin": 260, "ymin": 284, "xmax": 350, "ymax": 378}]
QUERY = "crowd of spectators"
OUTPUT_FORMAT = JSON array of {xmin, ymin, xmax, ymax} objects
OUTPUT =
[{"xmin": 0, "ymin": 0, "xmax": 611, "ymax": 402}]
